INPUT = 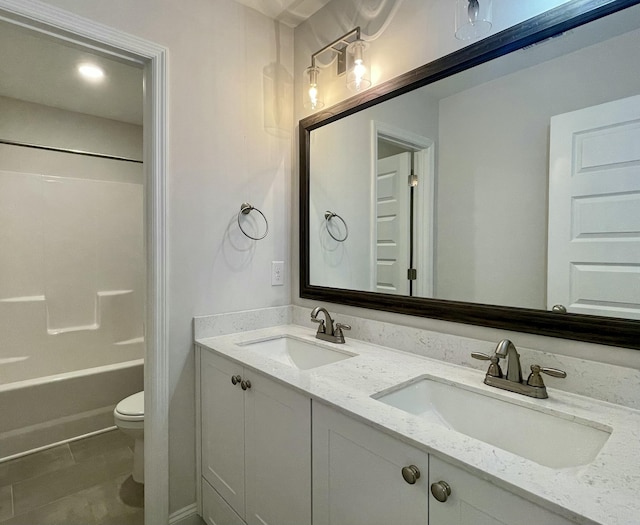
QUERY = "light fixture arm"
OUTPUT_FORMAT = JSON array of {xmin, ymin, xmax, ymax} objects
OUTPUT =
[{"xmin": 310, "ymin": 26, "xmax": 361, "ymax": 74}]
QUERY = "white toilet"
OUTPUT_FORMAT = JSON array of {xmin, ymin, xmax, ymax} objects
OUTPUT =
[{"xmin": 114, "ymin": 391, "xmax": 144, "ymax": 484}]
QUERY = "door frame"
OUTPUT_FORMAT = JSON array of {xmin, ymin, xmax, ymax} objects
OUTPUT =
[
  {"xmin": 0, "ymin": 2, "xmax": 169, "ymax": 524},
  {"xmin": 371, "ymin": 121, "xmax": 435, "ymax": 297}
]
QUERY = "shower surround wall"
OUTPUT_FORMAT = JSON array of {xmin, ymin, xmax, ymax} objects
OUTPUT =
[
  {"xmin": 0, "ymin": 96, "xmax": 144, "ymax": 459},
  {"xmin": 0, "ymin": 170, "xmax": 144, "ymax": 380}
]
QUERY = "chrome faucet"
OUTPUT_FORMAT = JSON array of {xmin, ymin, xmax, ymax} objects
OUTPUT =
[
  {"xmin": 494, "ymin": 338, "xmax": 522, "ymax": 383},
  {"xmin": 472, "ymin": 339, "xmax": 566, "ymax": 399},
  {"xmin": 310, "ymin": 306, "xmax": 351, "ymax": 344}
]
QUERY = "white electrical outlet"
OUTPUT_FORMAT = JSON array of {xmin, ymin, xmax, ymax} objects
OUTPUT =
[{"xmin": 271, "ymin": 261, "xmax": 284, "ymax": 286}]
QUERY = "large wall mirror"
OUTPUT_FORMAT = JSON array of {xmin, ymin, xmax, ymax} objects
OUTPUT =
[{"xmin": 300, "ymin": 0, "xmax": 640, "ymax": 349}]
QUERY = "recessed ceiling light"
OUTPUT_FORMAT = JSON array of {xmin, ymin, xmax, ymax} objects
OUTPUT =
[{"xmin": 78, "ymin": 63, "xmax": 105, "ymax": 80}]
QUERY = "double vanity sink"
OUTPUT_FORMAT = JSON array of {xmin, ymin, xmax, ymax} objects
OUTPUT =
[
  {"xmin": 197, "ymin": 325, "xmax": 640, "ymax": 525},
  {"xmin": 238, "ymin": 333, "xmax": 610, "ymax": 470}
]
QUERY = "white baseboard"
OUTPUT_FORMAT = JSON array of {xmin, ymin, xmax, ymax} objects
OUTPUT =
[{"xmin": 169, "ymin": 503, "xmax": 202, "ymax": 525}]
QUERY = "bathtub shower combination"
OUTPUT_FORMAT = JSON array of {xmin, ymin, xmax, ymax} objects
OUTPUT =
[{"xmin": 0, "ymin": 169, "xmax": 144, "ymax": 460}]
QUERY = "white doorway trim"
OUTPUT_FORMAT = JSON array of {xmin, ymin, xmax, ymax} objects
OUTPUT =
[
  {"xmin": 0, "ymin": 2, "xmax": 169, "ymax": 524},
  {"xmin": 371, "ymin": 121, "xmax": 435, "ymax": 297}
]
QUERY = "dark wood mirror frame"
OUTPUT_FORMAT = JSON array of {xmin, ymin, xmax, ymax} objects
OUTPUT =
[{"xmin": 300, "ymin": 0, "xmax": 640, "ymax": 350}]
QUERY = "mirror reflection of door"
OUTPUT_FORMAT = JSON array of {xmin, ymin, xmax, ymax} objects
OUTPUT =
[
  {"xmin": 376, "ymin": 150, "xmax": 411, "ymax": 295},
  {"xmin": 375, "ymin": 130, "xmax": 435, "ymax": 297},
  {"xmin": 548, "ymin": 94, "xmax": 640, "ymax": 319}
]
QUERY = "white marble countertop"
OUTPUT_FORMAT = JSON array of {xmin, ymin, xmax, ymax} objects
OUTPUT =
[{"xmin": 196, "ymin": 324, "xmax": 640, "ymax": 525}]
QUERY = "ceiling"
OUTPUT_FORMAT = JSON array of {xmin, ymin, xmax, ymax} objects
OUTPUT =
[
  {"xmin": 0, "ymin": 18, "xmax": 143, "ymax": 125},
  {"xmin": 232, "ymin": 0, "xmax": 331, "ymax": 27},
  {"xmin": 0, "ymin": 1, "xmax": 327, "ymax": 126}
]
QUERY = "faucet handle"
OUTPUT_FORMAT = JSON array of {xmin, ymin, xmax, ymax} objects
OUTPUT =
[
  {"xmin": 471, "ymin": 352, "xmax": 503, "ymax": 378},
  {"xmin": 527, "ymin": 364, "xmax": 567, "ymax": 387},
  {"xmin": 540, "ymin": 366, "xmax": 567, "ymax": 378},
  {"xmin": 334, "ymin": 323, "xmax": 351, "ymax": 343}
]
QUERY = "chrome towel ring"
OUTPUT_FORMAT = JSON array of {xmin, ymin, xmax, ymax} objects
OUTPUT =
[
  {"xmin": 324, "ymin": 211, "xmax": 348, "ymax": 242},
  {"xmin": 238, "ymin": 202, "xmax": 269, "ymax": 240}
]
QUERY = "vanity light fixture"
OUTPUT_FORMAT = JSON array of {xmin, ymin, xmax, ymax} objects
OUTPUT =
[
  {"xmin": 304, "ymin": 27, "xmax": 371, "ymax": 110},
  {"xmin": 455, "ymin": 0, "xmax": 492, "ymax": 41}
]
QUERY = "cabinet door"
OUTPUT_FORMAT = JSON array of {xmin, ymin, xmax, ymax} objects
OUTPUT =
[
  {"xmin": 429, "ymin": 456, "xmax": 576, "ymax": 525},
  {"xmin": 201, "ymin": 351, "xmax": 246, "ymax": 518},
  {"xmin": 313, "ymin": 402, "xmax": 428, "ymax": 525},
  {"xmin": 245, "ymin": 372, "xmax": 311, "ymax": 525}
]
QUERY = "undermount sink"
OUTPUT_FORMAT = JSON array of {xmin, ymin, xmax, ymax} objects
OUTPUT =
[
  {"xmin": 373, "ymin": 377, "xmax": 611, "ymax": 469},
  {"xmin": 237, "ymin": 335, "xmax": 356, "ymax": 370}
]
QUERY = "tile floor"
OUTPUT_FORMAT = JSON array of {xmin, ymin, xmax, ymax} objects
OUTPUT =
[{"xmin": 0, "ymin": 430, "xmax": 143, "ymax": 525}]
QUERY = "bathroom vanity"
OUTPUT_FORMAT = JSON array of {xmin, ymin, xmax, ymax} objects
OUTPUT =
[
  {"xmin": 199, "ymin": 349, "xmax": 311, "ymax": 525},
  {"xmin": 195, "ymin": 323, "xmax": 640, "ymax": 525}
]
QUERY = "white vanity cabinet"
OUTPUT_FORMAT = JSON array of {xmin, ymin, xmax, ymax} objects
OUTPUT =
[
  {"xmin": 313, "ymin": 402, "xmax": 576, "ymax": 525},
  {"xmin": 312, "ymin": 401, "xmax": 429, "ymax": 525},
  {"xmin": 200, "ymin": 349, "xmax": 311, "ymax": 525}
]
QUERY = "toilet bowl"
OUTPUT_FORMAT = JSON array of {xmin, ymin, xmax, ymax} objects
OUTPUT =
[{"xmin": 114, "ymin": 391, "xmax": 144, "ymax": 483}]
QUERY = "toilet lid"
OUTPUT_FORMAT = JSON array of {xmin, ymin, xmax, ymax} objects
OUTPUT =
[{"xmin": 116, "ymin": 391, "xmax": 144, "ymax": 416}]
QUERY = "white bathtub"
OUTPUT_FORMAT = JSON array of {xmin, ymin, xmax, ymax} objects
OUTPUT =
[{"xmin": 0, "ymin": 358, "xmax": 143, "ymax": 461}]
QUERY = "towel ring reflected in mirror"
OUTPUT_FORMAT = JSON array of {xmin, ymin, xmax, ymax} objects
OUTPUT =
[
  {"xmin": 238, "ymin": 202, "xmax": 269, "ymax": 240},
  {"xmin": 324, "ymin": 211, "xmax": 349, "ymax": 242}
]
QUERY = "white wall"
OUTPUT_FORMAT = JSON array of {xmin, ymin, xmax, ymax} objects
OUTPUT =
[
  {"xmin": 0, "ymin": 95, "xmax": 143, "ymax": 161},
  {"xmin": 32, "ymin": 0, "xmax": 293, "ymax": 513},
  {"xmin": 294, "ymin": 0, "xmax": 640, "ymax": 372}
]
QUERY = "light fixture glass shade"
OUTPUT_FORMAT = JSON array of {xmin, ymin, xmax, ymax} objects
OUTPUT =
[
  {"xmin": 455, "ymin": 0, "xmax": 492, "ymax": 41},
  {"xmin": 303, "ymin": 66, "xmax": 324, "ymax": 111},
  {"xmin": 346, "ymin": 39, "xmax": 371, "ymax": 93}
]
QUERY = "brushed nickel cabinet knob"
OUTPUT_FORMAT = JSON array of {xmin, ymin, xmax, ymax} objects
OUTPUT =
[
  {"xmin": 430, "ymin": 480, "xmax": 452, "ymax": 502},
  {"xmin": 231, "ymin": 374, "xmax": 241, "ymax": 386},
  {"xmin": 241, "ymin": 379, "xmax": 252, "ymax": 391},
  {"xmin": 401, "ymin": 465, "xmax": 421, "ymax": 484}
]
